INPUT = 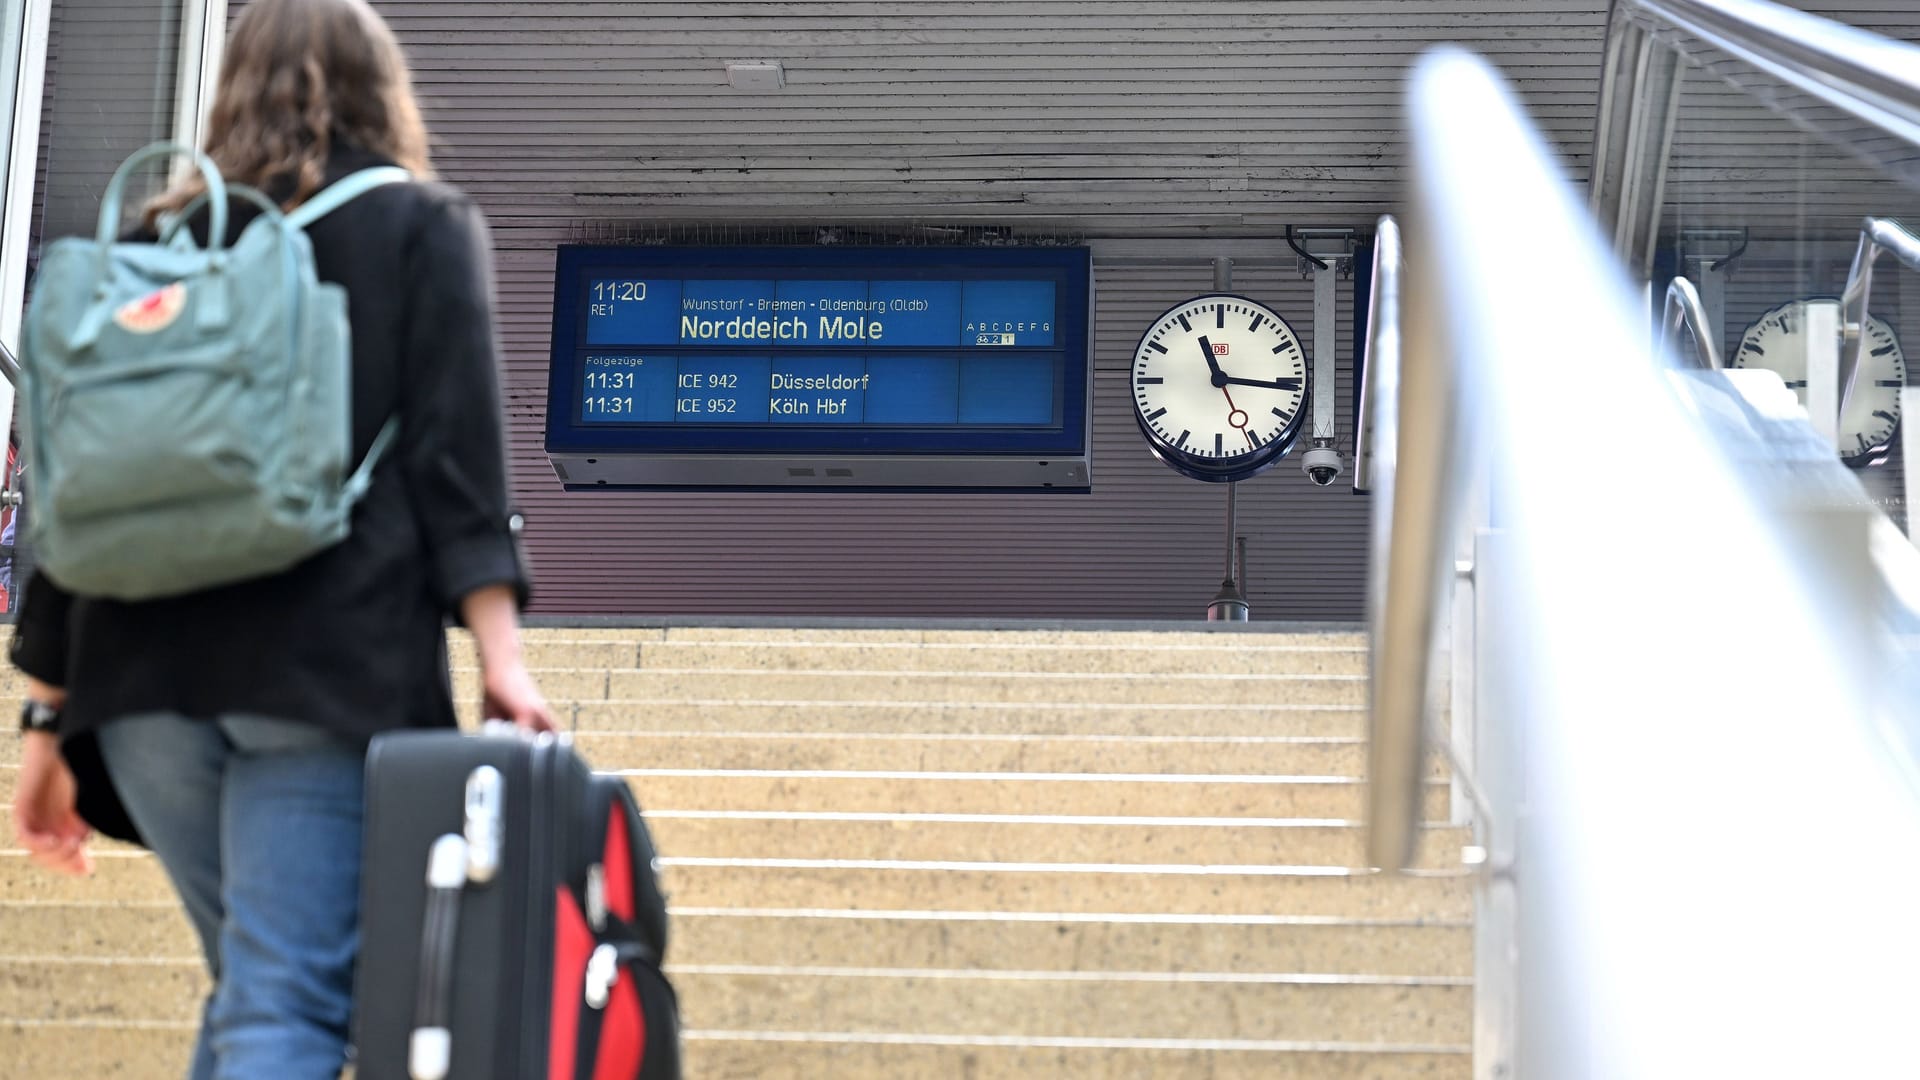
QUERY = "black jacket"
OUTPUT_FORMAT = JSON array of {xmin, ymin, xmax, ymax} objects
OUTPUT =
[{"xmin": 9, "ymin": 145, "xmax": 529, "ymax": 842}]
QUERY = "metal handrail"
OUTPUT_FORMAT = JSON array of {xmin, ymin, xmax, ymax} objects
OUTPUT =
[
  {"xmin": 0, "ymin": 339, "xmax": 16, "ymax": 386},
  {"xmin": 1396, "ymin": 45, "xmax": 1920, "ymax": 1076},
  {"xmin": 1358, "ymin": 190, "xmax": 1471, "ymax": 869},
  {"xmin": 1621, "ymin": 0, "xmax": 1920, "ymax": 156},
  {"xmin": 1661, "ymin": 275, "xmax": 1723, "ymax": 370},
  {"xmin": 1351, "ymin": 217, "xmax": 1398, "ymax": 496},
  {"xmin": 1357, "ymin": 215, "xmax": 1428, "ymax": 870},
  {"xmin": 1839, "ymin": 217, "xmax": 1920, "ymax": 416}
]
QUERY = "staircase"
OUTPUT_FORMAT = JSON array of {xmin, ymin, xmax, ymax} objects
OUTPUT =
[{"xmin": 1, "ymin": 625, "xmax": 1471, "ymax": 1078}]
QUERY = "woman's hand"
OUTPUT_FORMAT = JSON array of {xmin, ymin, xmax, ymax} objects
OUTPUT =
[
  {"xmin": 481, "ymin": 660, "xmax": 555, "ymax": 733},
  {"xmin": 461, "ymin": 583, "xmax": 556, "ymax": 733},
  {"xmin": 12, "ymin": 730, "xmax": 92, "ymax": 876}
]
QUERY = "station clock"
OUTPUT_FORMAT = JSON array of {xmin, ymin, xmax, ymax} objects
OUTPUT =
[
  {"xmin": 1732, "ymin": 297, "xmax": 1906, "ymax": 465},
  {"xmin": 1130, "ymin": 294, "xmax": 1310, "ymax": 483}
]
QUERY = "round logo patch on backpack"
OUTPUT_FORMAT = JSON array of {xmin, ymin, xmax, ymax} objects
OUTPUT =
[{"xmin": 113, "ymin": 282, "xmax": 187, "ymax": 334}]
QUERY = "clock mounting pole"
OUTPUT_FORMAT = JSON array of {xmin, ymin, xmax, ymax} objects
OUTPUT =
[{"xmin": 1205, "ymin": 256, "xmax": 1252, "ymax": 622}]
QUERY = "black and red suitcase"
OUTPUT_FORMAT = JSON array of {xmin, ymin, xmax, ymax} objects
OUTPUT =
[{"xmin": 352, "ymin": 728, "xmax": 680, "ymax": 1080}]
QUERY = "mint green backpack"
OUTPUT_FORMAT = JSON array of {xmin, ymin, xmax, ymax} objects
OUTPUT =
[{"xmin": 20, "ymin": 142, "xmax": 406, "ymax": 601}]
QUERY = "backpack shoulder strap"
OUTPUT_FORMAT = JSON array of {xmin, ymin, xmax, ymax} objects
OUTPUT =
[{"xmin": 286, "ymin": 167, "xmax": 411, "ymax": 230}]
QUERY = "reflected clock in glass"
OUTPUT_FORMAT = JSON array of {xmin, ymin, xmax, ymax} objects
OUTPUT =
[
  {"xmin": 1731, "ymin": 298, "xmax": 1907, "ymax": 465},
  {"xmin": 1130, "ymin": 294, "xmax": 1310, "ymax": 483}
]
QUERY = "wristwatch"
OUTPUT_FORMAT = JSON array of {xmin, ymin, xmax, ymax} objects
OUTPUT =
[{"xmin": 18, "ymin": 699, "xmax": 60, "ymax": 734}]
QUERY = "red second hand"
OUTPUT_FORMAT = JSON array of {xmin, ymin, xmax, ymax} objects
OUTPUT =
[{"xmin": 1222, "ymin": 387, "xmax": 1255, "ymax": 446}]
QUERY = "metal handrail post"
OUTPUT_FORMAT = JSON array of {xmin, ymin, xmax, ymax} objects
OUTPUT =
[
  {"xmin": 1661, "ymin": 276, "xmax": 1724, "ymax": 369},
  {"xmin": 1362, "ymin": 202, "xmax": 1460, "ymax": 874},
  {"xmin": 1839, "ymin": 217, "xmax": 1920, "ymax": 417},
  {"xmin": 1352, "ymin": 217, "xmax": 1397, "ymax": 495}
]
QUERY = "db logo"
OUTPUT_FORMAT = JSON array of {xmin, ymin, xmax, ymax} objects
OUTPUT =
[{"xmin": 1212, "ymin": 343, "xmax": 1230, "ymax": 356}]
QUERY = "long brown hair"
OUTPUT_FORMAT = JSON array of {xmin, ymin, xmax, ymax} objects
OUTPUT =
[{"xmin": 147, "ymin": 0, "xmax": 431, "ymax": 223}]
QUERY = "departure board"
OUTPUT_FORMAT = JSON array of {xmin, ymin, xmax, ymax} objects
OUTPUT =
[
  {"xmin": 572, "ymin": 276, "xmax": 1060, "ymax": 427},
  {"xmin": 545, "ymin": 246, "xmax": 1093, "ymax": 491}
]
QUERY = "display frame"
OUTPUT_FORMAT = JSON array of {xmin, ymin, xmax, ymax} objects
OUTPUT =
[{"xmin": 544, "ymin": 245, "xmax": 1093, "ymax": 463}]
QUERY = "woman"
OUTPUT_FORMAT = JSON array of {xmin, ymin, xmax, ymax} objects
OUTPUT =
[{"xmin": 8, "ymin": 1, "xmax": 551, "ymax": 1077}]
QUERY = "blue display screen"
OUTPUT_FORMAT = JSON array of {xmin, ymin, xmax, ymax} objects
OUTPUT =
[{"xmin": 547, "ymin": 246, "xmax": 1091, "ymax": 457}]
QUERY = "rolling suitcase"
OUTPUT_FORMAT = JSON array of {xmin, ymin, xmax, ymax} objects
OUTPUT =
[{"xmin": 353, "ymin": 727, "xmax": 680, "ymax": 1080}]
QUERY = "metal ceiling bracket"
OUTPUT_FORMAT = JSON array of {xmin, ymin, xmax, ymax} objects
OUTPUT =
[
  {"xmin": 1281, "ymin": 227, "xmax": 1363, "ymax": 488},
  {"xmin": 1677, "ymin": 228, "xmax": 1747, "ymax": 352},
  {"xmin": 1286, "ymin": 225, "xmax": 1360, "ymax": 278}
]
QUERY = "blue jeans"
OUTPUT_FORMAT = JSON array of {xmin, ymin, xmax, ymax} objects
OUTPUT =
[{"xmin": 95, "ymin": 713, "xmax": 364, "ymax": 1080}]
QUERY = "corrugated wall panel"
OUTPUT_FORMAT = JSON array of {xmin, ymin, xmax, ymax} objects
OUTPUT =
[
  {"xmin": 368, "ymin": 0, "xmax": 1617, "ymax": 617},
  {"xmin": 43, "ymin": 1, "xmax": 1906, "ymax": 617},
  {"xmin": 380, "ymin": 0, "xmax": 1611, "ymax": 236}
]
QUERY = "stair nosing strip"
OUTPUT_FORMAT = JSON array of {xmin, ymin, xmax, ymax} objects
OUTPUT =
[
  {"xmin": 662, "ymin": 963, "xmax": 1472, "ymax": 986},
  {"xmin": 675, "ymin": 1030, "xmax": 1471, "ymax": 1055},
  {"xmin": 666, "ymin": 907, "xmax": 1475, "ymax": 928},
  {"xmin": 641, "ymin": 810, "xmax": 1457, "ymax": 828},
  {"xmin": 658, "ymin": 857, "xmax": 1470, "ymax": 878},
  {"xmin": 574, "ymin": 731, "xmax": 1371, "ymax": 744},
  {"xmin": 609, "ymin": 769, "xmax": 1405, "ymax": 784}
]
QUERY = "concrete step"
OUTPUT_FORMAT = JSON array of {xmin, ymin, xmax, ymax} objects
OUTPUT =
[
  {"xmin": 0, "ymin": 956, "xmax": 1468, "ymax": 1044},
  {"xmin": 673, "ymin": 969, "xmax": 1470, "ymax": 1044},
  {"xmin": 679, "ymin": 1040, "xmax": 1468, "ymax": 1080},
  {"xmin": 570, "ymin": 732, "xmax": 1440, "ymax": 777},
  {"xmin": 600, "ymin": 670, "xmax": 1367, "ymax": 707},
  {"xmin": 0, "ymin": 957, "xmax": 205, "ymax": 1024},
  {"xmin": 443, "ymin": 668, "xmax": 1367, "ymax": 707},
  {"xmin": 657, "ymin": 863, "xmax": 1473, "ymax": 920},
  {"xmin": 0, "ymin": 726, "xmax": 1435, "ymax": 772},
  {"xmin": 644, "ymin": 641, "xmax": 1366, "ymax": 675},
  {"xmin": 0, "ymin": 902, "xmax": 193, "ymax": 959},
  {"xmin": 646, "ymin": 814, "xmax": 1471, "ymax": 867},
  {"xmin": 4, "ymin": 657, "xmax": 1362, "ymax": 706},
  {"xmin": 635, "ymin": 627, "xmax": 1362, "ymax": 648},
  {"xmin": 618, "ymin": 772, "xmax": 1451, "ymax": 821},
  {"xmin": 2, "ymin": 1024, "xmax": 1466, "ymax": 1080},
  {"xmin": 477, "ymin": 627, "xmax": 1365, "ymax": 644},
  {"xmin": 0, "ymin": 900, "xmax": 1471, "ymax": 975},
  {"xmin": 565, "ymin": 701, "xmax": 1369, "ymax": 738},
  {"xmin": 2, "ymin": 806, "xmax": 1465, "ymax": 870},
  {"xmin": 0, "ymin": 763, "xmax": 1446, "ymax": 822},
  {"xmin": 1, "ymin": 853, "xmax": 1471, "ymax": 919},
  {"xmin": 671, "ymin": 910, "xmax": 1472, "ymax": 977},
  {"xmin": 454, "ymin": 640, "xmax": 1369, "ymax": 675}
]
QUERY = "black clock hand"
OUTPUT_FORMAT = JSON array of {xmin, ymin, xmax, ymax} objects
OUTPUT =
[
  {"xmin": 1219, "ymin": 376, "xmax": 1304, "ymax": 392},
  {"xmin": 1196, "ymin": 336, "xmax": 1226, "ymax": 384}
]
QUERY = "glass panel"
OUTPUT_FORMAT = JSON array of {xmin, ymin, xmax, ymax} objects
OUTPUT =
[
  {"xmin": 32, "ymin": 0, "xmax": 184, "ymax": 247},
  {"xmin": 12, "ymin": 0, "xmax": 187, "ymax": 610},
  {"xmin": 0, "ymin": 0, "xmax": 26, "ymax": 257},
  {"xmin": 1652, "ymin": 16, "xmax": 1920, "ymax": 537}
]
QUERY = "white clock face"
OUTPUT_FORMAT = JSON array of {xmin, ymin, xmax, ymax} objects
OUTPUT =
[
  {"xmin": 1731, "ymin": 298, "xmax": 1907, "ymax": 464},
  {"xmin": 1131, "ymin": 294, "xmax": 1309, "ymax": 482}
]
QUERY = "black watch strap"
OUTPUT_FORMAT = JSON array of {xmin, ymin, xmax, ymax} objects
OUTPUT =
[{"xmin": 19, "ymin": 699, "xmax": 60, "ymax": 734}]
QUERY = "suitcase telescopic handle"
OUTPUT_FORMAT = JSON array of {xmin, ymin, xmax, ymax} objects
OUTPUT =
[{"xmin": 410, "ymin": 834, "xmax": 469, "ymax": 1080}]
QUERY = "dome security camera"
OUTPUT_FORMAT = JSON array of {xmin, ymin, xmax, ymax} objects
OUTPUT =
[{"xmin": 1302, "ymin": 445, "xmax": 1344, "ymax": 487}]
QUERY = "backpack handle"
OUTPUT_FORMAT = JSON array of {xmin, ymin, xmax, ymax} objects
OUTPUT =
[
  {"xmin": 98, "ymin": 142, "xmax": 228, "ymax": 252},
  {"xmin": 157, "ymin": 183, "xmax": 286, "ymax": 247}
]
